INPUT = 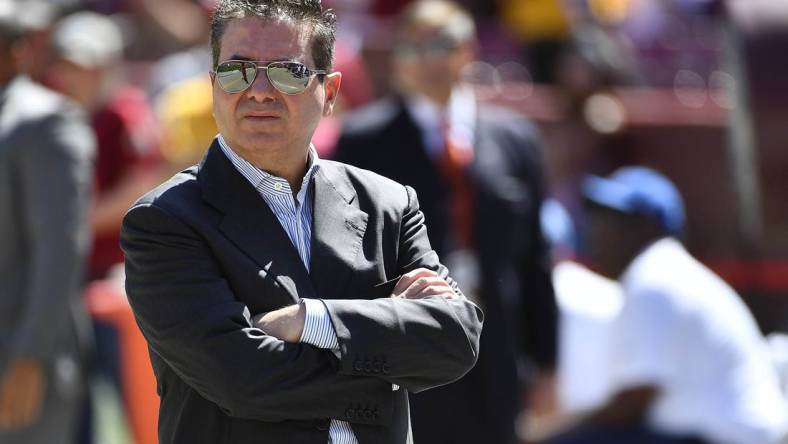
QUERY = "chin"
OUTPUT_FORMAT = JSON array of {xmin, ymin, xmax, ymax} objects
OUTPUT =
[{"xmin": 238, "ymin": 133, "xmax": 286, "ymax": 150}]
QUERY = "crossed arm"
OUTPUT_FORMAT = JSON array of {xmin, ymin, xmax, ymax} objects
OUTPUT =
[
  {"xmin": 255, "ymin": 267, "xmax": 461, "ymax": 343},
  {"xmin": 121, "ymin": 186, "xmax": 482, "ymax": 424}
]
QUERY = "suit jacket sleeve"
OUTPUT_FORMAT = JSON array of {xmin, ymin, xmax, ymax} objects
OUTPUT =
[
  {"xmin": 11, "ymin": 108, "xmax": 95, "ymax": 360},
  {"xmin": 323, "ymin": 185, "xmax": 484, "ymax": 393},
  {"xmin": 122, "ymin": 203, "xmax": 395, "ymax": 425}
]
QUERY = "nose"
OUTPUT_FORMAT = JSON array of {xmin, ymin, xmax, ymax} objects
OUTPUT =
[{"xmin": 245, "ymin": 67, "xmax": 277, "ymax": 102}]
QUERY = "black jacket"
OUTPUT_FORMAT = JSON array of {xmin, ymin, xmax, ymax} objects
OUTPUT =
[{"xmin": 121, "ymin": 139, "xmax": 484, "ymax": 444}]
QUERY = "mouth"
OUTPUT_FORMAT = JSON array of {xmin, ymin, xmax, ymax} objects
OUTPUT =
[
  {"xmin": 241, "ymin": 108, "xmax": 283, "ymax": 120},
  {"xmin": 243, "ymin": 114, "xmax": 281, "ymax": 121}
]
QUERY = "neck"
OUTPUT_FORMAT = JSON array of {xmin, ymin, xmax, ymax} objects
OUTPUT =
[
  {"xmin": 609, "ymin": 237, "xmax": 664, "ymax": 279},
  {"xmin": 230, "ymin": 140, "xmax": 311, "ymax": 193},
  {"xmin": 423, "ymin": 88, "xmax": 452, "ymax": 107},
  {"xmin": 257, "ymin": 154, "xmax": 309, "ymax": 193}
]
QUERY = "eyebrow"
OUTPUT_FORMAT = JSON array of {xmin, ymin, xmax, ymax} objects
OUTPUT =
[{"xmin": 226, "ymin": 54, "xmax": 300, "ymax": 62}]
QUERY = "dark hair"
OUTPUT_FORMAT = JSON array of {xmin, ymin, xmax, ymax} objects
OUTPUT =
[{"xmin": 210, "ymin": 0, "xmax": 337, "ymax": 71}]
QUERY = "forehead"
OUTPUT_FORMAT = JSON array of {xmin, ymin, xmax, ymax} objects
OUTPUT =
[{"xmin": 219, "ymin": 16, "xmax": 314, "ymax": 64}]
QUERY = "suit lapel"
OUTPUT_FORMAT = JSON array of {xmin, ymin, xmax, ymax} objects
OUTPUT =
[
  {"xmin": 199, "ymin": 141, "xmax": 315, "ymax": 303},
  {"xmin": 309, "ymin": 163, "xmax": 368, "ymax": 300}
]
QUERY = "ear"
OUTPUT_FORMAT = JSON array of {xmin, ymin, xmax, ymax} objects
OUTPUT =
[{"xmin": 322, "ymin": 71, "xmax": 342, "ymax": 117}]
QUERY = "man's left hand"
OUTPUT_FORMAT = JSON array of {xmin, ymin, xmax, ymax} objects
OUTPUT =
[
  {"xmin": 252, "ymin": 303, "xmax": 306, "ymax": 343},
  {"xmin": 0, "ymin": 357, "xmax": 46, "ymax": 430},
  {"xmin": 391, "ymin": 268, "xmax": 460, "ymax": 300}
]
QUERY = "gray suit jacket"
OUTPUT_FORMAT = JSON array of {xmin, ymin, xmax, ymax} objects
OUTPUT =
[
  {"xmin": 0, "ymin": 76, "xmax": 94, "ymax": 403},
  {"xmin": 121, "ymin": 139, "xmax": 484, "ymax": 444}
]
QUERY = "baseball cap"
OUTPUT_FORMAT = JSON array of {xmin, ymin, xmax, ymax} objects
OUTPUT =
[
  {"xmin": 52, "ymin": 11, "xmax": 123, "ymax": 69},
  {"xmin": 582, "ymin": 166, "xmax": 685, "ymax": 236}
]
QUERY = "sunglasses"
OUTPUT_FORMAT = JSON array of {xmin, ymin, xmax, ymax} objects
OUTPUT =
[{"xmin": 213, "ymin": 60, "xmax": 327, "ymax": 95}]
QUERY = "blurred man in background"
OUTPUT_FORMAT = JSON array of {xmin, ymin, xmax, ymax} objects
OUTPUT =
[
  {"xmin": 46, "ymin": 13, "xmax": 166, "ymax": 444},
  {"xmin": 0, "ymin": 1, "xmax": 95, "ymax": 441},
  {"xmin": 334, "ymin": 1, "xmax": 558, "ymax": 442},
  {"xmin": 47, "ymin": 11, "xmax": 164, "ymax": 281},
  {"xmin": 548, "ymin": 167, "xmax": 788, "ymax": 444}
]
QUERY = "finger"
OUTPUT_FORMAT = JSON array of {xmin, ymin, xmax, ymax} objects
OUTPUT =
[
  {"xmin": 5, "ymin": 398, "xmax": 20, "ymax": 430},
  {"xmin": 25, "ymin": 374, "xmax": 44, "ymax": 426},
  {"xmin": 399, "ymin": 277, "xmax": 445, "ymax": 299},
  {"xmin": 392, "ymin": 268, "xmax": 438, "ymax": 295},
  {"xmin": 10, "ymin": 379, "xmax": 30, "ymax": 428},
  {"xmin": 251, "ymin": 312, "xmax": 266, "ymax": 326},
  {"xmin": 10, "ymin": 366, "xmax": 43, "ymax": 428},
  {"xmin": 416, "ymin": 286, "xmax": 458, "ymax": 300},
  {"xmin": 0, "ymin": 393, "xmax": 9, "ymax": 429},
  {"xmin": 405, "ymin": 287, "xmax": 457, "ymax": 300},
  {"xmin": 15, "ymin": 389, "xmax": 29, "ymax": 428},
  {"xmin": 401, "ymin": 277, "xmax": 452, "ymax": 299},
  {"xmin": 0, "ymin": 377, "xmax": 14, "ymax": 429}
]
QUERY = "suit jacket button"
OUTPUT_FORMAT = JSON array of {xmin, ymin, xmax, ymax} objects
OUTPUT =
[
  {"xmin": 372, "ymin": 361, "xmax": 381, "ymax": 373},
  {"xmin": 381, "ymin": 363, "xmax": 390, "ymax": 375},
  {"xmin": 364, "ymin": 360, "xmax": 372, "ymax": 373},
  {"xmin": 353, "ymin": 361, "xmax": 363, "ymax": 372},
  {"xmin": 345, "ymin": 408, "xmax": 355, "ymax": 420},
  {"xmin": 363, "ymin": 409, "xmax": 372, "ymax": 420},
  {"xmin": 372, "ymin": 409, "xmax": 380, "ymax": 420}
]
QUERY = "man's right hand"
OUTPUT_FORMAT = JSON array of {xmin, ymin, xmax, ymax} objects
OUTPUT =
[{"xmin": 391, "ymin": 268, "xmax": 460, "ymax": 300}]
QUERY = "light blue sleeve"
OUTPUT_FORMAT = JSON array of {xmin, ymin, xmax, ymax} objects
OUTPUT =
[{"xmin": 300, "ymin": 298, "xmax": 340, "ymax": 350}]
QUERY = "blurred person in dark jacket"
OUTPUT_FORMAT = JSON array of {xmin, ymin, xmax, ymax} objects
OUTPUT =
[
  {"xmin": 0, "ymin": 1, "xmax": 95, "ymax": 441},
  {"xmin": 334, "ymin": 1, "xmax": 558, "ymax": 442}
]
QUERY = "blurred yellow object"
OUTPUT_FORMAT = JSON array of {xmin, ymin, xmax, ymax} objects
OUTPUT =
[
  {"xmin": 500, "ymin": 0, "xmax": 570, "ymax": 41},
  {"xmin": 588, "ymin": 0, "xmax": 634, "ymax": 25},
  {"xmin": 157, "ymin": 75, "xmax": 218, "ymax": 167}
]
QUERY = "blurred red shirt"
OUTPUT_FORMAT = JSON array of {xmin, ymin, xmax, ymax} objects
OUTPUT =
[{"xmin": 90, "ymin": 86, "xmax": 161, "ymax": 279}]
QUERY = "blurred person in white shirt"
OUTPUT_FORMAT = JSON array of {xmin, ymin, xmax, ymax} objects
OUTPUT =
[{"xmin": 542, "ymin": 167, "xmax": 788, "ymax": 444}]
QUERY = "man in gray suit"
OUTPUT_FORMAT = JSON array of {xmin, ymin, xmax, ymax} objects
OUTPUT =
[{"xmin": 0, "ymin": 3, "xmax": 95, "ymax": 442}]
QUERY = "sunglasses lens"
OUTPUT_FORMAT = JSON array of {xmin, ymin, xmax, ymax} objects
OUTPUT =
[
  {"xmin": 267, "ymin": 62, "xmax": 311, "ymax": 95},
  {"xmin": 216, "ymin": 61, "xmax": 257, "ymax": 93}
]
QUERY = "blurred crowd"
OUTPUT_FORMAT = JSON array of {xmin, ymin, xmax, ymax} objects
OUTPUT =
[{"xmin": 1, "ymin": 0, "xmax": 787, "ymax": 443}]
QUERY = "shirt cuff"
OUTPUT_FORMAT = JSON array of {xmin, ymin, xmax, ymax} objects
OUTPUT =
[{"xmin": 299, "ymin": 299, "xmax": 340, "ymax": 350}]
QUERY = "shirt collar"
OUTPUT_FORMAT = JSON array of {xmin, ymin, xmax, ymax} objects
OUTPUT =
[
  {"xmin": 404, "ymin": 85, "xmax": 477, "ymax": 156},
  {"xmin": 217, "ymin": 134, "xmax": 321, "ymax": 204}
]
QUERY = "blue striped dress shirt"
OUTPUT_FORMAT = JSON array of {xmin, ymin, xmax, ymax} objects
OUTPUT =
[{"xmin": 218, "ymin": 135, "xmax": 358, "ymax": 444}]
